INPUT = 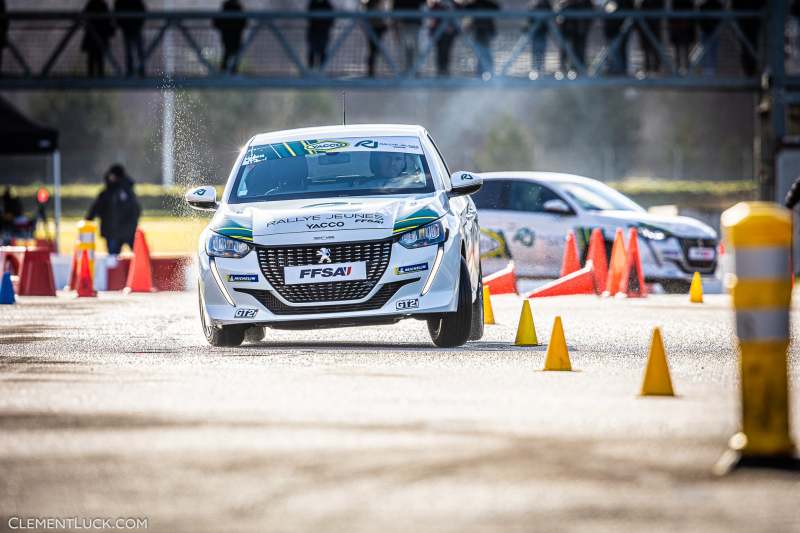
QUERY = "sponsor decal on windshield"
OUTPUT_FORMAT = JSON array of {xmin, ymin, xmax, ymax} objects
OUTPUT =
[{"xmin": 242, "ymin": 136, "xmax": 424, "ymax": 165}]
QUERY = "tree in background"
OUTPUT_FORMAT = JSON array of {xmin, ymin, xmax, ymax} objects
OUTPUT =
[{"xmin": 474, "ymin": 114, "xmax": 535, "ymax": 172}]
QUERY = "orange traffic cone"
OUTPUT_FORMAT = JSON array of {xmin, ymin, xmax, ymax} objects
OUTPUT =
[
  {"xmin": 76, "ymin": 249, "xmax": 97, "ymax": 298},
  {"xmin": 125, "ymin": 229, "xmax": 155, "ymax": 293},
  {"xmin": 586, "ymin": 228, "xmax": 608, "ymax": 295},
  {"xmin": 483, "ymin": 261, "xmax": 517, "ymax": 295},
  {"xmin": 618, "ymin": 228, "xmax": 647, "ymax": 298},
  {"xmin": 560, "ymin": 230, "xmax": 582, "ymax": 278},
  {"xmin": 527, "ymin": 261, "xmax": 596, "ymax": 298},
  {"xmin": 604, "ymin": 228, "xmax": 627, "ymax": 297}
]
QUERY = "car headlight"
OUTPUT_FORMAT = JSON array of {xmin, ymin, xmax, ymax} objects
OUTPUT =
[
  {"xmin": 638, "ymin": 224, "xmax": 668, "ymax": 241},
  {"xmin": 398, "ymin": 220, "xmax": 446, "ymax": 249},
  {"xmin": 206, "ymin": 232, "xmax": 252, "ymax": 258}
]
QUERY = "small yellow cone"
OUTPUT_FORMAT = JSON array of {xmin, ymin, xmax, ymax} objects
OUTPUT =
[
  {"xmin": 483, "ymin": 285, "xmax": 496, "ymax": 325},
  {"xmin": 514, "ymin": 300, "xmax": 539, "ymax": 346},
  {"xmin": 543, "ymin": 316, "xmax": 572, "ymax": 371},
  {"xmin": 640, "ymin": 327, "xmax": 674, "ymax": 396},
  {"xmin": 689, "ymin": 272, "xmax": 703, "ymax": 303}
]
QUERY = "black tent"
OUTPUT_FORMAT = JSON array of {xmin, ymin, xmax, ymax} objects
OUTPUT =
[{"xmin": 0, "ymin": 97, "xmax": 62, "ymax": 250}]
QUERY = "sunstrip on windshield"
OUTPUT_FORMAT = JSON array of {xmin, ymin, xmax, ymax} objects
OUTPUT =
[{"xmin": 243, "ymin": 136, "xmax": 424, "ymax": 165}]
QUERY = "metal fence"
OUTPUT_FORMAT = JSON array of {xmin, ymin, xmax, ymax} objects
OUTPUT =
[{"xmin": 0, "ymin": 9, "xmax": 773, "ymax": 89}]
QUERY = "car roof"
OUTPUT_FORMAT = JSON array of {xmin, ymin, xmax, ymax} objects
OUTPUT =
[
  {"xmin": 479, "ymin": 171, "xmax": 601, "ymax": 186},
  {"xmin": 250, "ymin": 124, "xmax": 429, "ymax": 146}
]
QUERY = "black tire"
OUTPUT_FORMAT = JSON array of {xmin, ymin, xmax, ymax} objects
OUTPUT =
[
  {"xmin": 469, "ymin": 266, "xmax": 484, "ymax": 341},
  {"xmin": 661, "ymin": 279, "xmax": 691, "ymax": 294},
  {"xmin": 199, "ymin": 289, "xmax": 245, "ymax": 347},
  {"xmin": 428, "ymin": 258, "xmax": 473, "ymax": 348}
]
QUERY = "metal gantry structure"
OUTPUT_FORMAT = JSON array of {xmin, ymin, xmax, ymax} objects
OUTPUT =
[{"xmin": 0, "ymin": 5, "xmax": 794, "ymax": 198}]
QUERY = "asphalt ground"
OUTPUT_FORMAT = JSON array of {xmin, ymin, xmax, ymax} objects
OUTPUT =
[{"xmin": 0, "ymin": 291, "xmax": 799, "ymax": 532}]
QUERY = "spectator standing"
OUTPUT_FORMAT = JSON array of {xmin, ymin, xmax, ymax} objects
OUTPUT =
[
  {"xmin": 638, "ymin": 0, "xmax": 664, "ymax": 75},
  {"xmin": 394, "ymin": 0, "xmax": 425, "ymax": 74},
  {"xmin": 731, "ymin": 0, "xmax": 764, "ymax": 77},
  {"xmin": 525, "ymin": 0, "xmax": 551, "ymax": 74},
  {"xmin": 428, "ymin": 0, "xmax": 459, "ymax": 76},
  {"xmin": 697, "ymin": 0, "xmax": 722, "ymax": 75},
  {"xmin": 0, "ymin": 0, "xmax": 7, "ymax": 76},
  {"xmin": 86, "ymin": 165, "xmax": 141, "ymax": 256},
  {"xmin": 464, "ymin": 0, "xmax": 499, "ymax": 78},
  {"xmin": 363, "ymin": 0, "xmax": 388, "ymax": 77},
  {"xmin": 669, "ymin": 0, "xmax": 694, "ymax": 73},
  {"xmin": 81, "ymin": 0, "xmax": 115, "ymax": 78},
  {"xmin": 114, "ymin": 0, "xmax": 146, "ymax": 77},
  {"xmin": 603, "ymin": 0, "xmax": 634, "ymax": 75},
  {"xmin": 556, "ymin": 0, "xmax": 592, "ymax": 74},
  {"xmin": 307, "ymin": 0, "xmax": 334, "ymax": 70},
  {"xmin": 214, "ymin": 0, "xmax": 247, "ymax": 74}
]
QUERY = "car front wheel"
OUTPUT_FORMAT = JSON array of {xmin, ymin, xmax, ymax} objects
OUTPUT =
[
  {"xmin": 199, "ymin": 288, "xmax": 245, "ymax": 347},
  {"xmin": 427, "ymin": 257, "xmax": 473, "ymax": 348}
]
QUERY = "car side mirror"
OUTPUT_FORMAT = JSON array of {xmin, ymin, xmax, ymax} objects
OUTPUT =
[
  {"xmin": 449, "ymin": 171, "xmax": 482, "ymax": 197},
  {"xmin": 185, "ymin": 186, "xmax": 218, "ymax": 211},
  {"xmin": 543, "ymin": 198, "xmax": 572, "ymax": 215}
]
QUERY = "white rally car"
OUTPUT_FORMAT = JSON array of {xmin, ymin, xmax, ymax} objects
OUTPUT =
[
  {"xmin": 474, "ymin": 172, "xmax": 719, "ymax": 292},
  {"xmin": 186, "ymin": 125, "xmax": 484, "ymax": 348}
]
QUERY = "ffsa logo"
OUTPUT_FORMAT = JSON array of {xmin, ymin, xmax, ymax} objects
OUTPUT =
[{"xmin": 299, "ymin": 266, "xmax": 352, "ymax": 279}]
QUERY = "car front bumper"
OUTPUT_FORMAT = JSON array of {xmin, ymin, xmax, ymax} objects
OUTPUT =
[
  {"xmin": 640, "ymin": 235, "xmax": 718, "ymax": 281},
  {"xmin": 198, "ymin": 236, "xmax": 462, "ymax": 327}
]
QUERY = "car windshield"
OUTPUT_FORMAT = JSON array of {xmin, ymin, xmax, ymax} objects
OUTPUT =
[
  {"xmin": 560, "ymin": 181, "xmax": 644, "ymax": 212},
  {"xmin": 228, "ymin": 136, "xmax": 435, "ymax": 203}
]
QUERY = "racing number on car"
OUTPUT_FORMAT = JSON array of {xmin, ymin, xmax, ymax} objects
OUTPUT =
[{"xmin": 234, "ymin": 309, "xmax": 257, "ymax": 318}]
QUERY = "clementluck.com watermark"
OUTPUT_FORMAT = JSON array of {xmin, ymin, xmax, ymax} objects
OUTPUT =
[{"xmin": 7, "ymin": 516, "xmax": 148, "ymax": 530}]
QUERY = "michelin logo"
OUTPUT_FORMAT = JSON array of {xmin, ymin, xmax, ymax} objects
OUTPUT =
[
  {"xmin": 394, "ymin": 262, "xmax": 428, "ymax": 275},
  {"xmin": 227, "ymin": 274, "xmax": 259, "ymax": 283}
]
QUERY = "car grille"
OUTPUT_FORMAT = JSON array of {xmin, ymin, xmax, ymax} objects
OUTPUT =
[
  {"xmin": 255, "ymin": 238, "xmax": 394, "ymax": 303},
  {"xmin": 678, "ymin": 237, "xmax": 717, "ymax": 272},
  {"xmin": 235, "ymin": 279, "xmax": 418, "ymax": 315}
]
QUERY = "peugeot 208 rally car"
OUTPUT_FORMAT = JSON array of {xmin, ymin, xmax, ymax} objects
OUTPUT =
[{"xmin": 187, "ymin": 125, "xmax": 484, "ymax": 348}]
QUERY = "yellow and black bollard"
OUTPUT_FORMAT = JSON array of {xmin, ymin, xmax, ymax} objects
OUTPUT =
[{"xmin": 716, "ymin": 202, "xmax": 799, "ymax": 473}]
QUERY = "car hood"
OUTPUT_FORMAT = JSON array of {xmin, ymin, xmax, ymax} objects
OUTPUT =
[
  {"xmin": 594, "ymin": 210, "xmax": 717, "ymax": 239},
  {"xmin": 210, "ymin": 193, "xmax": 448, "ymax": 246}
]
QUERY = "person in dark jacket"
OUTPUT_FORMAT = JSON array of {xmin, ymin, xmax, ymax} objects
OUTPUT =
[
  {"xmin": 114, "ymin": 0, "xmax": 146, "ymax": 77},
  {"xmin": 214, "ymin": 0, "xmax": 246, "ymax": 74},
  {"xmin": 0, "ymin": 0, "xmax": 8, "ymax": 76},
  {"xmin": 307, "ymin": 0, "xmax": 334, "ymax": 70},
  {"xmin": 525, "ymin": 0, "xmax": 551, "ymax": 74},
  {"xmin": 82, "ymin": 0, "xmax": 115, "ymax": 78},
  {"xmin": 669, "ymin": 0, "xmax": 694, "ymax": 73},
  {"xmin": 556, "ymin": 0, "xmax": 592, "ymax": 74},
  {"xmin": 86, "ymin": 164, "xmax": 141, "ymax": 255},
  {"xmin": 465, "ymin": 0, "xmax": 500, "ymax": 78},
  {"xmin": 394, "ymin": 0, "xmax": 426, "ymax": 74},
  {"xmin": 363, "ymin": 0, "xmax": 388, "ymax": 77},
  {"xmin": 638, "ymin": 0, "xmax": 664, "ymax": 75},
  {"xmin": 603, "ymin": 0, "xmax": 634, "ymax": 75},
  {"xmin": 697, "ymin": 0, "xmax": 722, "ymax": 75},
  {"xmin": 428, "ymin": 0, "xmax": 458, "ymax": 76},
  {"xmin": 731, "ymin": 0, "xmax": 764, "ymax": 78}
]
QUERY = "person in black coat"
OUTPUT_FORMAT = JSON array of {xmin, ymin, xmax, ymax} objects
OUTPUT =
[
  {"xmin": 214, "ymin": 0, "xmax": 247, "ymax": 74},
  {"xmin": 0, "ymin": 0, "xmax": 8, "ymax": 77},
  {"xmin": 82, "ymin": 0, "xmax": 115, "ymax": 78},
  {"xmin": 669, "ymin": 0, "xmax": 694, "ymax": 73},
  {"xmin": 556, "ymin": 0, "xmax": 592, "ymax": 74},
  {"xmin": 603, "ymin": 0, "xmax": 634, "ymax": 75},
  {"xmin": 114, "ymin": 0, "xmax": 146, "ymax": 77},
  {"xmin": 638, "ymin": 0, "xmax": 664, "ymax": 75},
  {"xmin": 525, "ymin": 0, "xmax": 551, "ymax": 74},
  {"xmin": 465, "ymin": 0, "xmax": 499, "ymax": 78},
  {"xmin": 731, "ymin": 0, "xmax": 765, "ymax": 78},
  {"xmin": 393, "ymin": 0, "xmax": 426, "ymax": 74},
  {"xmin": 428, "ymin": 0, "xmax": 458, "ymax": 76},
  {"xmin": 307, "ymin": 0, "xmax": 334, "ymax": 70},
  {"xmin": 86, "ymin": 164, "xmax": 141, "ymax": 255},
  {"xmin": 362, "ymin": 0, "xmax": 388, "ymax": 77}
]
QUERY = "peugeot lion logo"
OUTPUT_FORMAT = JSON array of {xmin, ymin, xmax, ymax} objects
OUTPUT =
[{"xmin": 316, "ymin": 247, "xmax": 332, "ymax": 264}]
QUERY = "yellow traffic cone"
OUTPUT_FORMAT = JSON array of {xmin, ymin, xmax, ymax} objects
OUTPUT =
[
  {"xmin": 483, "ymin": 285, "xmax": 496, "ymax": 325},
  {"xmin": 543, "ymin": 316, "xmax": 572, "ymax": 371},
  {"xmin": 514, "ymin": 300, "xmax": 539, "ymax": 346},
  {"xmin": 689, "ymin": 272, "xmax": 703, "ymax": 304},
  {"xmin": 640, "ymin": 327, "xmax": 674, "ymax": 396}
]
